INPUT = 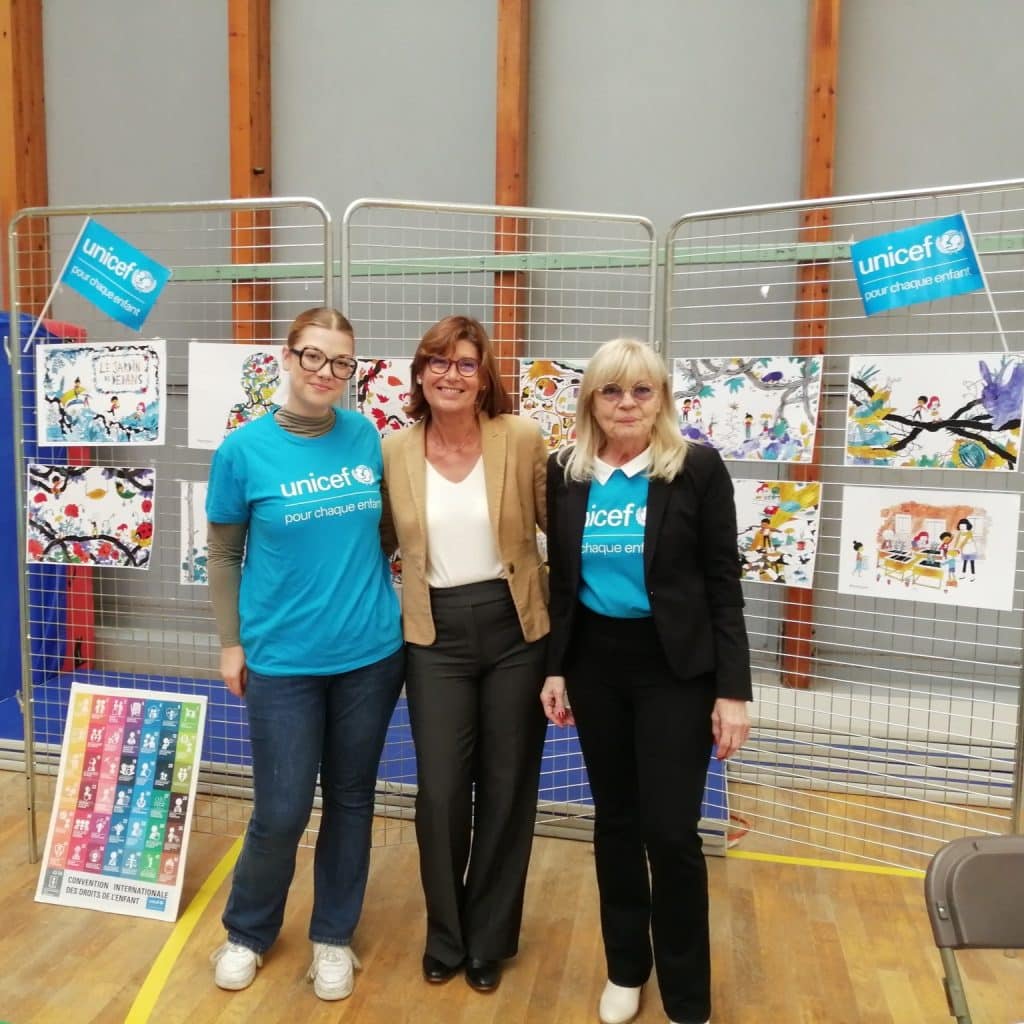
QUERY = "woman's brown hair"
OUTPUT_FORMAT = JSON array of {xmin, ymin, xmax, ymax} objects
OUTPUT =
[{"xmin": 404, "ymin": 315, "xmax": 511, "ymax": 421}]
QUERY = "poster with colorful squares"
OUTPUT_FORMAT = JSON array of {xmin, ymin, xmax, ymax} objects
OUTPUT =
[{"xmin": 35, "ymin": 682, "xmax": 206, "ymax": 921}]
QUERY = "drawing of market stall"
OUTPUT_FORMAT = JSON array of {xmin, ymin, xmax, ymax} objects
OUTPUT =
[{"xmin": 839, "ymin": 486, "xmax": 1021, "ymax": 612}]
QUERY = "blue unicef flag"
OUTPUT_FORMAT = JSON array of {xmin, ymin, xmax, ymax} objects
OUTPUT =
[
  {"xmin": 851, "ymin": 213, "xmax": 984, "ymax": 316},
  {"xmin": 60, "ymin": 218, "xmax": 172, "ymax": 330}
]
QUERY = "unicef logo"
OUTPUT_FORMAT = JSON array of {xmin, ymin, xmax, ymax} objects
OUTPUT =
[
  {"xmin": 352, "ymin": 465, "xmax": 374, "ymax": 485},
  {"xmin": 935, "ymin": 229, "xmax": 966, "ymax": 255},
  {"xmin": 131, "ymin": 268, "xmax": 158, "ymax": 293},
  {"xmin": 635, "ymin": 505, "xmax": 647, "ymax": 526}
]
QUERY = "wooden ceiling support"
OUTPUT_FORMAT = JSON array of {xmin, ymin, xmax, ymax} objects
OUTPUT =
[
  {"xmin": 782, "ymin": 0, "xmax": 841, "ymax": 689},
  {"xmin": 228, "ymin": 0, "xmax": 272, "ymax": 342},
  {"xmin": 0, "ymin": 0, "xmax": 49, "ymax": 313},
  {"xmin": 493, "ymin": 0, "xmax": 530, "ymax": 401}
]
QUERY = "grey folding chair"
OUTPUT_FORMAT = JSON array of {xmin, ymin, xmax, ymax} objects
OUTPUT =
[{"xmin": 925, "ymin": 834, "xmax": 1024, "ymax": 1024}]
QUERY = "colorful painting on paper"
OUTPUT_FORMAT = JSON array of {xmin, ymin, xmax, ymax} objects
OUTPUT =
[
  {"xmin": 179, "ymin": 481, "xmax": 208, "ymax": 585},
  {"xmin": 519, "ymin": 357, "xmax": 587, "ymax": 452},
  {"xmin": 36, "ymin": 339, "xmax": 166, "ymax": 446},
  {"xmin": 672, "ymin": 356, "xmax": 822, "ymax": 463},
  {"xmin": 356, "ymin": 358, "xmax": 414, "ymax": 436},
  {"xmin": 837, "ymin": 485, "xmax": 1020, "ymax": 612},
  {"xmin": 35, "ymin": 682, "xmax": 206, "ymax": 922},
  {"xmin": 187, "ymin": 343, "xmax": 288, "ymax": 450},
  {"xmin": 734, "ymin": 478, "xmax": 821, "ymax": 588},
  {"xmin": 27, "ymin": 465, "xmax": 155, "ymax": 569},
  {"xmin": 846, "ymin": 352, "xmax": 1024, "ymax": 470}
]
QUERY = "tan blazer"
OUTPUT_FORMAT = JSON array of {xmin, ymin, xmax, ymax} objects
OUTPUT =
[{"xmin": 382, "ymin": 413, "xmax": 549, "ymax": 645}]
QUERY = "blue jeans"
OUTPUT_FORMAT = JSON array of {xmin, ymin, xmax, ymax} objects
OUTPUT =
[{"xmin": 223, "ymin": 647, "xmax": 404, "ymax": 953}]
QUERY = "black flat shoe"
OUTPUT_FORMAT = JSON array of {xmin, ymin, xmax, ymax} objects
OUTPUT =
[
  {"xmin": 465, "ymin": 957, "xmax": 501, "ymax": 992},
  {"xmin": 422, "ymin": 953, "xmax": 461, "ymax": 984}
]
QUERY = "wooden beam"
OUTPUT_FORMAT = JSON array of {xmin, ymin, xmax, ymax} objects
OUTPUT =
[
  {"xmin": 228, "ymin": 0, "xmax": 272, "ymax": 343},
  {"xmin": 782, "ymin": 0, "xmax": 841, "ymax": 690},
  {"xmin": 0, "ymin": 0, "xmax": 49, "ymax": 313},
  {"xmin": 493, "ymin": 0, "xmax": 530, "ymax": 403}
]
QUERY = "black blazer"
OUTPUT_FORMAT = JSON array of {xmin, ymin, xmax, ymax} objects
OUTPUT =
[{"xmin": 546, "ymin": 443, "xmax": 752, "ymax": 701}]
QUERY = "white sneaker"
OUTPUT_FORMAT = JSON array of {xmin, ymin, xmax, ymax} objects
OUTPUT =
[
  {"xmin": 307, "ymin": 942, "xmax": 361, "ymax": 1000},
  {"xmin": 599, "ymin": 980, "xmax": 642, "ymax": 1024},
  {"xmin": 211, "ymin": 940, "xmax": 262, "ymax": 990}
]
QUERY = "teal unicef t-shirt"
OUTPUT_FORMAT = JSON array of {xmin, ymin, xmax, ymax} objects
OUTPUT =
[
  {"xmin": 579, "ymin": 468, "xmax": 651, "ymax": 618},
  {"xmin": 206, "ymin": 410, "xmax": 402, "ymax": 676}
]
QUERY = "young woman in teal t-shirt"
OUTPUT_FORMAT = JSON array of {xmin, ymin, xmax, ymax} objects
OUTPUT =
[{"xmin": 205, "ymin": 308, "xmax": 403, "ymax": 1002}]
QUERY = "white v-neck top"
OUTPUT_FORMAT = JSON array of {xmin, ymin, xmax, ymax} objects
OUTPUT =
[{"xmin": 425, "ymin": 457, "xmax": 503, "ymax": 588}]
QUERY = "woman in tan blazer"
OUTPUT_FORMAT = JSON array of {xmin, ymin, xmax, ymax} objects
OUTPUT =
[{"xmin": 382, "ymin": 315, "xmax": 548, "ymax": 994}]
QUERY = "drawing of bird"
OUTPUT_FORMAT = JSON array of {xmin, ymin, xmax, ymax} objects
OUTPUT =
[{"xmin": 760, "ymin": 370, "xmax": 784, "ymax": 384}]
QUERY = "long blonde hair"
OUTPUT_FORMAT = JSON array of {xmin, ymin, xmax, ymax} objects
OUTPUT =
[{"xmin": 560, "ymin": 338, "xmax": 687, "ymax": 482}]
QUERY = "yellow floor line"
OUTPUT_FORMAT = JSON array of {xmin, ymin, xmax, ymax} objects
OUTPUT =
[
  {"xmin": 726, "ymin": 847, "xmax": 925, "ymax": 878},
  {"xmin": 124, "ymin": 836, "xmax": 243, "ymax": 1024}
]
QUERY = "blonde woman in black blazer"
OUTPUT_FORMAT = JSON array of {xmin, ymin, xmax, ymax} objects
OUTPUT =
[{"xmin": 541, "ymin": 338, "xmax": 751, "ymax": 1024}]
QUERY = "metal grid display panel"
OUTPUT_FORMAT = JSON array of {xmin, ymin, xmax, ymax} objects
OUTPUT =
[
  {"xmin": 8, "ymin": 199, "xmax": 343, "ymax": 858},
  {"xmin": 342, "ymin": 199, "xmax": 657, "ymax": 368},
  {"xmin": 664, "ymin": 180, "xmax": 1024, "ymax": 870},
  {"xmin": 342, "ymin": 199, "xmax": 658, "ymax": 839}
]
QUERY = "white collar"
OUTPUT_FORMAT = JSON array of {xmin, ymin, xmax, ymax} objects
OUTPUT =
[{"xmin": 593, "ymin": 446, "xmax": 652, "ymax": 484}]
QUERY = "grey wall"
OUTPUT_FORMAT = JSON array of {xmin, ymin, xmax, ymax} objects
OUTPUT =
[
  {"xmin": 38, "ymin": 1, "xmax": 1024, "ymax": 219},
  {"xmin": 836, "ymin": 0, "xmax": 1024, "ymax": 195},
  {"xmin": 42, "ymin": 1, "xmax": 229, "ymax": 205},
  {"xmin": 529, "ymin": 0, "xmax": 809, "ymax": 231},
  {"xmin": 271, "ymin": 0, "xmax": 497, "ymax": 210}
]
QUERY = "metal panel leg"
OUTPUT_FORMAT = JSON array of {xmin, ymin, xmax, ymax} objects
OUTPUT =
[{"xmin": 939, "ymin": 948, "xmax": 972, "ymax": 1024}]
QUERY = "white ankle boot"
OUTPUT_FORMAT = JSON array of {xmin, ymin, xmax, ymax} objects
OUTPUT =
[{"xmin": 599, "ymin": 980, "xmax": 642, "ymax": 1024}]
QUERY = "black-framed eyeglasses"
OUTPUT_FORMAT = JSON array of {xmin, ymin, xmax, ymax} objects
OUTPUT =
[
  {"xmin": 425, "ymin": 355, "xmax": 480, "ymax": 377},
  {"xmin": 289, "ymin": 346, "xmax": 357, "ymax": 380},
  {"xmin": 595, "ymin": 382, "xmax": 657, "ymax": 404}
]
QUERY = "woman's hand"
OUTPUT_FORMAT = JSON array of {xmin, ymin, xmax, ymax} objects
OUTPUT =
[
  {"xmin": 540, "ymin": 675, "xmax": 575, "ymax": 727},
  {"xmin": 711, "ymin": 698, "xmax": 750, "ymax": 760},
  {"xmin": 220, "ymin": 645, "xmax": 248, "ymax": 697}
]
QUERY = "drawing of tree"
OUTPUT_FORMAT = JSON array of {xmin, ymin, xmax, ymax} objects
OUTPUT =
[{"xmin": 848, "ymin": 356, "xmax": 1023, "ymax": 469}]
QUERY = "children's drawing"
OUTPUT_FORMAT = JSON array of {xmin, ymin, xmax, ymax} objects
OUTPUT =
[
  {"xmin": 179, "ymin": 481, "xmax": 208, "ymax": 585},
  {"xmin": 673, "ymin": 356, "xmax": 822, "ymax": 463},
  {"xmin": 26, "ymin": 465, "xmax": 155, "ymax": 569},
  {"xmin": 36, "ymin": 340, "xmax": 166, "ymax": 446},
  {"xmin": 846, "ymin": 352, "xmax": 1024, "ymax": 470},
  {"xmin": 387, "ymin": 550, "xmax": 402, "ymax": 589},
  {"xmin": 356, "ymin": 358, "xmax": 414, "ymax": 435},
  {"xmin": 734, "ymin": 478, "xmax": 821, "ymax": 588},
  {"xmin": 838, "ymin": 485, "xmax": 1020, "ymax": 611},
  {"xmin": 519, "ymin": 357, "xmax": 587, "ymax": 452},
  {"xmin": 187, "ymin": 343, "xmax": 288, "ymax": 450}
]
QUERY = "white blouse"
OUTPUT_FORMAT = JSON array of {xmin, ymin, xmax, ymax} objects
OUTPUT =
[{"xmin": 425, "ymin": 457, "xmax": 503, "ymax": 588}]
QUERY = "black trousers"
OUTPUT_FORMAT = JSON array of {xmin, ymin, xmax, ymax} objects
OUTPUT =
[
  {"xmin": 567, "ymin": 605, "xmax": 715, "ymax": 1024},
  {"xmin": 405, "ymin": 579, "xmax": 547, "ymax": 966}
]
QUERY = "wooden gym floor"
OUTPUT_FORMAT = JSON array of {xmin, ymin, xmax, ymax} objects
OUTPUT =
[{"xmin": 1, "ymin": 770, "xmax": 1021, "ymax": 1024}]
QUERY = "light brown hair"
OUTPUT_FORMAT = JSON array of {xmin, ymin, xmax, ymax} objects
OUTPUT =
[{"xmin": 286, "ymin": 307, "xmax": 355, "ymax": 349}]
